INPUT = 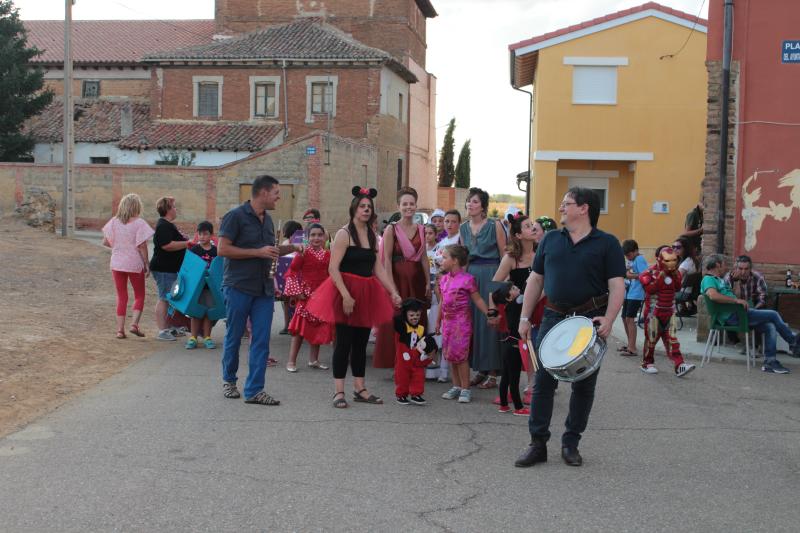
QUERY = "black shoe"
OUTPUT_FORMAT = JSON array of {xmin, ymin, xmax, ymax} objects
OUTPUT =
[
  {"xmin": 395, "ymin": 395, "xmax": 410, "ymax": 405},
  {"xmin": 514, "ymin": 441, "xmax": 547, "ymax": 468},
  {"xmin": 561, "ymin": 446, "xmax": 583, "ymax": 466},
  {"xmin": 409, "ymin": 395, "xmax": 426, "ymax": 405},
  {"xmin": 278, "ymin": 328, "xmax": 290, "ymax": 335}
]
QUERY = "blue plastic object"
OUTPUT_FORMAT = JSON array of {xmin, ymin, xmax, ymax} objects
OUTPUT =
[{"xmin": 167, "ymin": 252, "xmax": 225, "ymax": 320}]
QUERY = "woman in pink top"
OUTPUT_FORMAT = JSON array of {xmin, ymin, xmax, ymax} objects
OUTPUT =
[{"xmin": 102, "ymin": 194, "xmax": 155, "ymax": 339}]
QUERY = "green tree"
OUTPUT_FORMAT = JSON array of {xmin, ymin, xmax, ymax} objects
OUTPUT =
[
  {"xmin": 454, "ymin": 139, "xmax": 471, "ymax": 189},
  {"xmin": 0, "ymin": 0, "xmax": 53, "ymax": 161},
  {"xmin": 437, "ymin": 118, "xmax": 455, "ymax": 187}
]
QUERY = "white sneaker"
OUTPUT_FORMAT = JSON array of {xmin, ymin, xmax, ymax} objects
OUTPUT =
[
  {"xmin": 157, "ymin": 329, "xmax": 176, "ymax": 341},
  {"xmin": 441, "ymin": 387, "xmax": 461, "ymax": 400},
  {"xmin": 675, "ymin": 362, "xmax": 696, "ymax": 377},
  {"xmin": 640, "ymin": 364, "xmax": 658, "ymax": 374},
  {"xmin": 458, "ymin": 389, "xmax": 472, "ymax": 403},
  {"xmin": 437, "ymin": 377, "xmax": 449, "ymax": 383}
]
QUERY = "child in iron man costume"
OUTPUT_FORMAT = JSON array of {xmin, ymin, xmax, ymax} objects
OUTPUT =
[{"xmin": 638, "ymin": 246, "xmax": 696, "ymax": 377}]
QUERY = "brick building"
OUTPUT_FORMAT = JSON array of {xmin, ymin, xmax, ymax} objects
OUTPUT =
[
  {"xmin": 702, "ymin": 0, "xmax": 800, "ymax": 327},
  {"xmin": 21, "ymin": 0, "xmax": 439, "ymax": 220}
]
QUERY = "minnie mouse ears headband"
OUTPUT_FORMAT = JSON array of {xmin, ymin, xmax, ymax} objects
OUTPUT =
[
  {"xmin": 506, "ymin": 211, "xmax": 527, "ymax": 224},
  {"xmin": 351, "ymin": 186, "xmax": 378, "ymax": 199}
]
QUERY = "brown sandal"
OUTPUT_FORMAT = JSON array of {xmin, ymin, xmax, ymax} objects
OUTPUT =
[
  {"xmin": 129, "ymin": 324, "xmax": 145, "ymax": 337},
  {"xmin": 353, "ymin": 389, "xmax": 383, "ymax": 404}
]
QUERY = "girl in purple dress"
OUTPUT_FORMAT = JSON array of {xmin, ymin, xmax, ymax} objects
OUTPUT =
[{"xmin": 435, "ymin": 245, "xmax": 490, "ymax": 404}]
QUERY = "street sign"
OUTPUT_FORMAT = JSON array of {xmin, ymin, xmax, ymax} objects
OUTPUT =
[
  {"xmin": 306, "ymin": 146, "xmax": 317, "ymax": 155},
  {"xmin": 782, "ymin": 40, "xmax": 800, "ymax": 63}
]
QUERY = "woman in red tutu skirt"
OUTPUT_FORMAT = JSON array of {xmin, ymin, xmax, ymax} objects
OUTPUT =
[
  {"xmin": 306, "ymin": 186, "xmax": 402, "ymax": 408},
  {"xmin": 284, "ymin": 223, "xmax": 335, "ymax": 372}
]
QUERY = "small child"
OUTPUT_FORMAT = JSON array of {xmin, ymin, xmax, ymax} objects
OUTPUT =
[
  {"xmin": 436, "ymin": 244, "xmax": 490, "ymax": 404},
  {"xmin": 491, "ymin": 283, "xmax": 529, "ymax": 416},
  {"xmin": 284, "ymin": 223, "xmax": 334, "ymax": 372},
  {"xmin": 430, "ymin": 208, "xmax": 446, "ymax": 242},
  {"xmin": 620, "ymin": 239, "xmax": 648, "ymax": 357},
  {"xmin": 186, "ymin": 221, "xmax": 217, "ymax": 349},
  {"xmin": 394, "ymin": 299, "xmax": 438, "ymax": 405}
]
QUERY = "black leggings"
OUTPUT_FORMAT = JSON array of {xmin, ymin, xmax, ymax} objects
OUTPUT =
[
  {"xmin": 499, "ymin": 340, "xmax": 523, "ymax": 409},
  {"xmin": 332, "ymin": 324, "xmax": 370, "ymax": 379}
]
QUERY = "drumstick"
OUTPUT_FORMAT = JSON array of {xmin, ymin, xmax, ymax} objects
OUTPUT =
[{"xmin": 526, "ymin": 338, "xmax": 540, "ymax": 372}]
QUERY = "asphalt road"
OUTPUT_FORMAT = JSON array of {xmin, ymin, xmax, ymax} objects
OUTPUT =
[{"xmin": 2, "ymin": 314, "xmax": 800, "ymax": 532}]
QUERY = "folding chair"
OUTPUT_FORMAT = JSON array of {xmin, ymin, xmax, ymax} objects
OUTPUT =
[{"xmin": 702, "ymin": 296, "xmax": 756, "ymax": 371}]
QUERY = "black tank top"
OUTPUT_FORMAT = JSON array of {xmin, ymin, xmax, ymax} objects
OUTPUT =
[
  {"xmin": 340, "ymin": 246, "xmax": 376, "ymax": 277},
  {"xmin": 505, "ymin": 266, "xmax": 530, "ymax": 335}
]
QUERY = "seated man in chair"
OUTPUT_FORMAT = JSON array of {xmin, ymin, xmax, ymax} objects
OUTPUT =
[{"xmin": 701, "ymin": 254, "xmax": 800, "ymax": 374}]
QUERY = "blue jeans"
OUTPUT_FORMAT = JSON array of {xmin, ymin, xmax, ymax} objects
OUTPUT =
[
  {"xmin": 729, "ymin": 309, "xmax": 797, "ymax": 361},
  {"xmin": 529, "ymin": 308, "xmax": 603, "ymax": 449},
  {"xmin": 221, "ymin": 287, "xmax": 274, "ymax": 399},
  {"xmin": 152, "ymin": 271, "xmax": 177, "ymax": 301}
]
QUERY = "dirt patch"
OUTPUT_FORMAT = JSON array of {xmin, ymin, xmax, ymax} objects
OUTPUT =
[{"xmin": 0, "ymin": 219, "xmax": 161, "ymax": 438}]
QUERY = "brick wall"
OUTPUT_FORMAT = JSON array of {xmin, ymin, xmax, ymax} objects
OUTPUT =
[
  {"xmin": 0, "ymin": 133, "xmax": 377, "ymax": 234},
  {"xmin": 214, "ymin": 0, "xmax": 428, "ymax": 67}
]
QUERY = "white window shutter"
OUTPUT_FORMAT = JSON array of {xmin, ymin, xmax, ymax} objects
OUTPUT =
[{"xmin": 572, "ymin": 66, "xmax": 617, "ymax": 105}]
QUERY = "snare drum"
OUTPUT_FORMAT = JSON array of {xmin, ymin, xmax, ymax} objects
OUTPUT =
[{"xmin": 538, "ymin": 316, "xmax": 606, "ymax": 382}]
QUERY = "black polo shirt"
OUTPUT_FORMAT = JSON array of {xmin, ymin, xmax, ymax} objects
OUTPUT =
[
  {"xmin": 532, "ymin": 227, "xmax": 626, "ymax": 308},
  {"xmin": 218, "ymin": 200, "xmax": 275, "ymax": 297}
]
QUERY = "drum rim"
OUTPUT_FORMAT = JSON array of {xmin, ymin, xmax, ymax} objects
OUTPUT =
[{"xmin": 539, "ymin": 315, "xmax": 598, "ymax": 366}]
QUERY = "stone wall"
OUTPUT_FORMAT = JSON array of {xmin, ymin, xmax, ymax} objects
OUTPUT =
[{"xmin": 0, "ymin": 133, "xmax": 376, "ymax": 235}]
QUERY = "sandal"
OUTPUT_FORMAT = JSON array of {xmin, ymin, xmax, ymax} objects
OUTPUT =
[
  {"xmin": 129, "ymin": 324, "xmax": 145, "ymax": 337},
  {"xmin": 286, "ymin": 363, "xmax": 298, "ymax": 373},
  {"xmin": 619, "ymin": 348, "xmax": 638, "ymax": 357},
  {"xmin": 477, "ymin": 376, "xmax": 497, "ymax": 389},
  {"xmin": 332, "ymin": 391, "xmax": 348, "ymax": 409},
  {"xmin": 308, "ymin": 360, "xmax": 329, "ymax": 370},
  {"xmin": 116, "ymin": 330, "xmax": 127, "ymax": 339},
  {"xmin": 353, "ymin": 388, "xmax": 383, "ymax": 404},
  {"xmin": 267, "ymin": 357, "xmax": 279, "ymax": 367},
  {"xmin": 222, "ymin": 382, "xmax": 241, "ymax": 399},
  {"xmin": 469, "ymin": 373, "xmax": 487, "ymax": 387},
  {"xmin": 244, "ymin": 391, "xmax": 280, "ymax": 406}
]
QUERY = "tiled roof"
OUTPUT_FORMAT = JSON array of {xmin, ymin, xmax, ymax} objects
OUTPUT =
[
  {"xmin": 415, "ymin": 0, "xmax": 438, "ymax": 18},
  {"xmin": 25, "ymin": 100, "xmax": 151, "ymax": 143},
  {"xmin": 24, "ymin": 20, "xmax": 216, "ymax": 64},
  {"xmin": 509, "ymin": 2, "xmax": 707, "ymax": 51},
  {"xmin": 145, "ymin": 18, "xmax": 416, "ymax": 82},
  {"xmin": 118, "ymin": 122, "xmax": 284, "ymax": 152}
]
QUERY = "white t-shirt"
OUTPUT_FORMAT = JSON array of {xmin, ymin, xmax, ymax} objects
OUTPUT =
[
  {"xmin": 433, "ymin": 233, "xmax": 461, "ymax": 268},
  {"xmin": 679, "ymin": 257, "xmax": 697, "ymax": 276}
]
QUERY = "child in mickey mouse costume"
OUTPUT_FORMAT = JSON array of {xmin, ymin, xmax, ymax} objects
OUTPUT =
[{"xmin": 394, "ymin": 298, "xmax": 438, "ymax": 405}]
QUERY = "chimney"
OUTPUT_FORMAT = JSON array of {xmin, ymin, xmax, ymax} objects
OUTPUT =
[{"xmin": 120, "ymin": 102, "xmax": 133, "ymax": 138}]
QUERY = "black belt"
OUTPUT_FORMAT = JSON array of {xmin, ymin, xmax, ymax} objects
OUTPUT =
[{"xmin": 546, "ymin": 294, "xmax": 609, "ymax": 315}]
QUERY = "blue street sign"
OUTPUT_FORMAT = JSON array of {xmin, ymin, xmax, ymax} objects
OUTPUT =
[
  {"xmin": 782, "ymin": 40, "xmax": 800, "ymax": 63},
  {"xmin": 306, "ymin": 146, "xmax": 317, "ymax": 155}
]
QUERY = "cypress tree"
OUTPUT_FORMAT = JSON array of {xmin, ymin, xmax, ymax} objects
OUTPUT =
[
  {"xmin": 437, "ymin": 118, "xmax": 456, "ymax": 187},
  {"xmin": 454, "ymin": 139, "xmax": 471, "ymax": 189}
]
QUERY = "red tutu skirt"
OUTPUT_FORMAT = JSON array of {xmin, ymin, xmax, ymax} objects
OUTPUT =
[
  {"xmin": 306, "ymin": 273, "xmax": 395, "ymax": 328},
  {"xmin": 288, "ymin": 300, "xmax": 335, "ymax": 345}
]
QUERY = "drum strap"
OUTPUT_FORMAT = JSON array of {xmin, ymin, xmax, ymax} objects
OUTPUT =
[{"xmin": 546, "ymin": 294, "xmax": 609, "ymax": 316}]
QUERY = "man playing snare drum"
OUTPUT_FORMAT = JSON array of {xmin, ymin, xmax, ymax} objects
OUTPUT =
[{"xmin": 515, "ymin": 187, "xmax": 625, "ymax": 467}]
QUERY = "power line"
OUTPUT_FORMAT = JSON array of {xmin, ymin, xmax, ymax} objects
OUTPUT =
[{"xmin": 659, "ymin": 0, "xmax": 707, "ymax": 60}]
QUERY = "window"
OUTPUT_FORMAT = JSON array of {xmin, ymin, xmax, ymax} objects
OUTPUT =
[
  {"xmin": 305, "ymin": 76, "xmax": 338, "ymax": 122},
  {"xmin": 82, "ymin": 80, "xmax": 100, "ymax": 99},
  {"xmin": 89, "ymin": 156, "xmax": 110, "ymax": 164},
  {"xmin": 193, "ymin": 76, "xmax": 223, "ymax": 119},
  {"xmin": 254, "ymin": 83, "xmax": 276, "ymax": 117},
  {"xmin": 572, "ymin": 66, "xmax": 618, "ymax": 105},
  {"xmin": 398, "ymin": 93, "xmax": 404, "ymax": 121},
  {"xmin": 567, "ymin": 176, "xmax": 609, "ymax": 214},
  {"xmin": 311, "ymin": 82, "xmax": 333, "ymax": 114},
  {"xmin": 198, "ymin": 83, "xmax": 219, "ymax": 118}
]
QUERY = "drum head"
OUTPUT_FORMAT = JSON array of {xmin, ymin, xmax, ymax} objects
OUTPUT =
[{"xmin": 539, "ymin": 316, "xmax": 596, "ymax": 367}]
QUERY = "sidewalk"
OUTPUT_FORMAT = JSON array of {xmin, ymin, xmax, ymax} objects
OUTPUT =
[{"xmin": 610, "ymin": 313, "xmax": 800, "ymax": 367}]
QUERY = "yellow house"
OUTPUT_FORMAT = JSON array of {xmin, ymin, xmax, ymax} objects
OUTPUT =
[{"xmin": 509, "ymin": 2, "xmax": 707, "ymax": 254}]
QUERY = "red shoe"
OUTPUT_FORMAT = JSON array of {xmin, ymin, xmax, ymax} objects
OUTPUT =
[
  {"xmin": 523, "ymin": 390, "xmax": 532, "ymax": 405},
  {"xmin": 498, "ymin": 405, "xmax": 512, "ymax": 413},
  {"xmin": 492, "ymin": 393, "xmax": 513, "ymax": 405},
  {"xmin": 513, "ymin": 407, "xmax": 530, "ymax": 416}
]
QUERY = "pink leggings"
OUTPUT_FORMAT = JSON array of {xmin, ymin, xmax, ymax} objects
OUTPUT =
[{"xmin": 112, "ymin": 270, "xmax": 146, "ymax": 316}]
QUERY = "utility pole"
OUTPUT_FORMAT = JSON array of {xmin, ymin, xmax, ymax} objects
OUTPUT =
[{"xmin": 61, "ymin": 0, "xmax": 75, "ymax": 237}]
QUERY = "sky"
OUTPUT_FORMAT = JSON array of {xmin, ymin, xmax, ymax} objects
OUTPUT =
[{"xmin": 15, "ymin": 0, "xmax": 709, "ymax": 196}]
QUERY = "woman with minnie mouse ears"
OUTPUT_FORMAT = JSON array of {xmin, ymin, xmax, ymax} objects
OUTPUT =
[{"xmin": 306, "ymin": 186, "xmax": 402, "ymax": 408}]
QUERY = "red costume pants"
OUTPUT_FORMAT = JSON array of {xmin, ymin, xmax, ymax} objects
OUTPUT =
[
  {"xmin": 395, "ymin": 353, "xmax": 427, "ymax": 396},
  {"xmin": 642, "ymin": 315, "xmax": 685, "ymax": 370}
]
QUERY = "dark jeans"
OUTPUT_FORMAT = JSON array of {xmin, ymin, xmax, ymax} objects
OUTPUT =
[{"xmin": 529, "ymin": 308, "xmax": 604, "ymax": 448}]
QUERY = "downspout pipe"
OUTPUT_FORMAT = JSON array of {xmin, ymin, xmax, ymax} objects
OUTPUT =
[
  {"xmin": 510, "ymin": 50, "xmax": 533, "ymax": 214},
  {"xmin": 717, "ymin": 0, "xmax": 734, "ymax": 254},
  {"xmin": 281, "ymin": 60, "xmax": 289, "ymax": 138}
]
